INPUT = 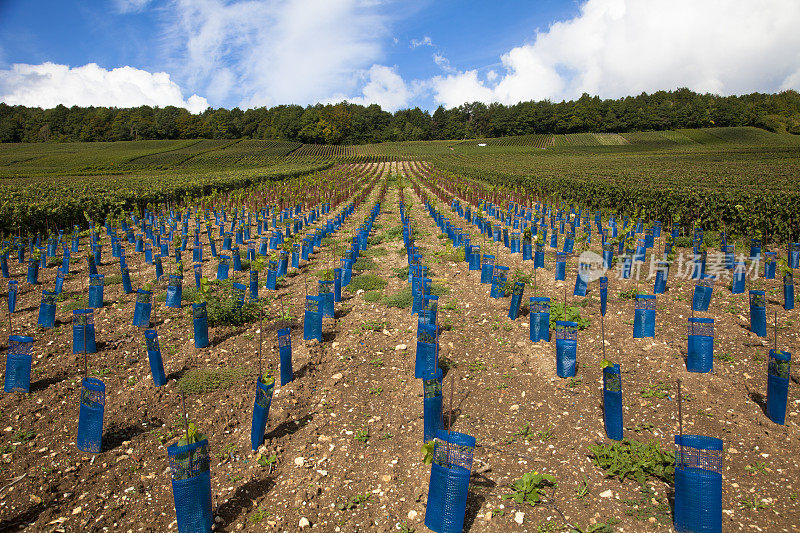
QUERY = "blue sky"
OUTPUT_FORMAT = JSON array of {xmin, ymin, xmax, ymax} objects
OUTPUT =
[{"xmin": 2, "ymin": 0, "xmax": 800, "ymax": 113}]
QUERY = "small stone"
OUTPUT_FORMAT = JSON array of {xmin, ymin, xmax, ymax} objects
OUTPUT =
[
  {"xmin": 332, "ymin": 342, "xmax": 340, "ymax": 349},
  {"xmin": 407, "ymin": 510, "xmax": 418, "ymax": 520},
  {"xmin": 30, "ymin": 495, "xmax": 42, "ymax": 504},
  {"xmin": 294, "ymin": 456, "xmax": 305, "ymax": 467},
  {"xmin": 599, "ymin": 489, "xmax": 613, "ymax": 498},
  {"xmin": 510, "ymin": 404, "xmax": 520, "ymax": 411},
  {"xmin": 331, "ymin": 373, "xmax": 343, "ymax": 381},
  {"xmin": 514, "ymin": 511, "xmax": 524, "ymax": 524},
  {"xmin": 395, "ymin": 344, "xmax": 407, "ymax": 351},
  {"xmin": 382, "ymin": 329, "xmax": 391, "ymax": 336},
  {"xmin": 72, "ymin": 506, "xmax": 82, "ymax": 515},
  {"xmin": 299, "ymin": 517, "xmax": 311, "ymax": 529},
  {"xmin": 382, "ymin": 474, "xmax": 392, "ymax": 482},
  {"xmin": 356, "ymin": 289, "xmax": 364, "ymax": 295}
]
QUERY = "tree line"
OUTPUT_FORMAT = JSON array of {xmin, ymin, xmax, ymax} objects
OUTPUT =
[{"xmin": 2, "ymin": 88, "xmax": 799, "ymax": 145}]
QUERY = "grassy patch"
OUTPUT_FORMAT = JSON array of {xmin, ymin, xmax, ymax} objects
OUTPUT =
[
  {"xmin": 361, "ymin": 319, "xmax": 388, "ymax": 331},
  {"xmin": 384, "ymin": 226, "xmax": 403, "ymax": 240},
  {"xmin": 392, "ymin": 266, "xmax": 410, "ymax": 279},
  {"xmin": 105, "ymin": 274, "xmax": 123, "ymax": 285},
  {"xmin": 381, "ymin": 284, "xmax": 449, "ymax": 308},
  {"xmin": 363, "ymin": 247, "xmax": 389, "ymax": 257},
  {"xmin": 348, "ymin": 274, "xmax": 387, "ymax": 292},
  {"xmin": 61, "ymin": 299, "xmax": 87, "ymax": 313},
  {"xmin": 353, "ymin": 257, "xmax": 376, "ymax": 271},
  {"xmin": 382, "ymin": 287, "xmax": 413, "ymax": 308},
  {"xmin": 363, "ymin": 290, "xmax": 382, "ymax": 302},
  {"xmin": 178, "ymin": 366, "xmax": 251, "ymax": 394},
  {"xmin": 431, "ymin": 244, "xmax": 465, "ymax": 262}
]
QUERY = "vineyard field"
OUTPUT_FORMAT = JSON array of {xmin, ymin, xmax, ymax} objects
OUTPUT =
[{"xmin": 0, "ymin": 136, "xmax": 798, "ymax": 532}]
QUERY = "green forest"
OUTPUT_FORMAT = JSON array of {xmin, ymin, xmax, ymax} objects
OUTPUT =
[{"xmin": 2, "ymin": 88, "xmax": 800, "ymax": 145}]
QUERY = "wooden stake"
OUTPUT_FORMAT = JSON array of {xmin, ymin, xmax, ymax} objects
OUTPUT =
[
  {"xmin": 181, "ymin": 390, "xmax": 190, "ymax": 442},
  {"xmin": 774, "ymin": 310, "xmax": 778, "ymax": 353},
  {"xmin": 677, "ymin": 378, "xmax": 684, "ymax": 469}
]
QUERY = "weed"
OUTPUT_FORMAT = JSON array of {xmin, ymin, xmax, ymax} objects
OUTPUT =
[
  {"xmin": 739, "ymin": 495, "xmax": 768, "ymax": 510},
  {"xmin": 745, "ymin": 462, "xmax": 767, "ymax": 474},
  {"xmin": 61, "ymin": 299, "xmax": 86, "ymax": 313},
  {"xmin": 575, "ymin": 475, "xmax": 590, "ymax": 499},
  {"xmin": 502, "ymin": 470, "xmax": 556, "ymax": 507},
  {"xmin": 353, "ymin": 257, "xmax": 376, "ymax": 271},
  {"xmin": 549, "ymin": 302, "xmax": 591, "ymax": 330},
  {"xmin": 640, "ymin": 381, "xmax": 670, "ymax": 399},
  {"xmin": 178, "ymin": 366, "xmax": 251, "ymax": 394},
  {"xmin": 398, "ymin": 521, "xmax": 415, "ymax": 533},
  {"xmin": 589, "ymin": 438, "xmax": 675, "ymax": 485},
  {"xmin": 354, "ymin": 429, "xmax": 369, "ymax": 443},
  {"xmin": 715, "ymin": 352, "xmax": 735, "ymax": 363},
  {"xmin": 258, "ymin": 453, "xmax": 277, "ymax": 468},
  {"xmin": 618, "ymin": 288, "xmax": 639, "ymax": 300},
  {"xmin": 568, "ymin": 520, "xmax": 619, "ymax": 533},
  {"xmin": 567, "ymin": 377, "xmax": 582, "ymax": 388},
  {"xmin": 382, "ymin": 287, "xmax": 413, "ymax": 308},
  {"xmin": 348, "ymin": 274, "xmax": 387, "ymax": 292},
  {"xmin": 369, "ymin": 387, "xmax": 383, "ymax": 395},
  {"xmin": 513, "ymin": 423, "xmax": 535, "ymax": 440},
  {"xmin": 184, "ymin": 279, "xmax": 265, "ymax": 326},
  {"xmin": 469, "ymin": 360, "xmax": 486, "ymax": 373},
  {"xmin": 440, "ymin": 302, "xmax": 458, "ymax": 312},
  {"xmin": 536, "ymin": 425, "xmax": 555, "ymax": 443},
  {"xmin": 361, "ymin": 320, "xmax": 388, "ymax": 332},
  {"xmin": 392, "ymin": 266, "xmax": 410, "ymax": 279},
  {"xmin": 623, "ymin": 484, "xmax": 671, "ymax": 524},
  {"xmin": 370, "ymin": 358, "xmax": 384, "ymax": 368},
  {"xmin": 338, "ymin": 493, "xmax": 370, "ymax": 510},
  {"xmin": 363, "ymin": 290, "xmax": 382, "ymax": 302},
  {"xmin": 248, "ymin": 507, "xmax": 271, "ymax": 524},
  {"xmin": 14, "ymin": 429, "xmax": 35, "ymax": 443}
]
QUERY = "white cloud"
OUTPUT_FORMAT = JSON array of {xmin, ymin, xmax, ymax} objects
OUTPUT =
[
  {"xmin": 329, "ymin": 64, "xmax": 412, "ymax": 111},
  {"xmin": 431, "ymin": 0, "xmax": 800, "ymax": 107},
  {"xmin": 115, "ymin": 0, "xmax": 153, "ymax": 13},
  {"xmin": 430, "ymin": 70, "xmax": 495, "ymax": 108},
  {"xmin": 486, "ymin": 70, "xmax": 497, "ymax": 82},
  {"xmin": 432, "ymin": 53, "xmax": 455, "ymax": 74},
  {"xmin": 410, "ymin": 35, "xmax": 433, "ymax": 48},
  {"xmin": 0, "ymin": 62, "xmax": 209, "ymax": 113},
  {"xmin": 168, "ymin": 0, "xmax": 391, "ymax": 108}
]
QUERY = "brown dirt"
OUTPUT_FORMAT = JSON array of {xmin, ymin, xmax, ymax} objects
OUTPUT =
[{"xmin": 0, "ymin": 161, "xmax": 798, "ymax": 532}]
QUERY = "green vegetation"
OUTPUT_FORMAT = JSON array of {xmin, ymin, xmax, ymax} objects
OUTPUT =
[
  {"xmin": 549, "ymin": 302, "xmax": 591, "ymax": 330},
  {"xmin": 178, "ymin": 366, "xmax": 251, "ymax": 394},
  {"xmin": 348, "ymin": 274, "xmax": 387, "ymax": 292},
  {"xmin": 184, "ymin": 279, "xmax": 264, "ymax": 326},
  {"xmin": 502, "ymin": 471, "xmax": 557, "ymax": 507},
  {"xmin": 589, "ymin": 439, "xmax": 675, "ymax": 485}
]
